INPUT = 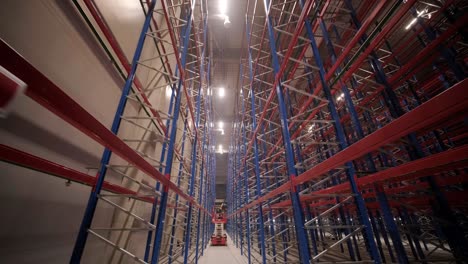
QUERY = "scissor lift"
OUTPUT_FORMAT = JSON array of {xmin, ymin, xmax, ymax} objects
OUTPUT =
[{"xmin": 211, "ymin": 211, "xmax": 227, "ymax": 246}]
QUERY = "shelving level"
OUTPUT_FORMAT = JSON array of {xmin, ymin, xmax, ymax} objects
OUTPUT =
[
  {"xmin": 226, "ymin": 0, "xmax": 468, "ymax": 263},
  {"xmin": 0, "ymin": 0, "xmax": 467, "ymax": 263},
  {"xmin": 1, "ymin": 0, "xmax": 216, "ymax": 263}
]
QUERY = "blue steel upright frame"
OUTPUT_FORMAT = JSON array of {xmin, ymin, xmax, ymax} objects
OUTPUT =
[
  {"xmin": 227, "ymin": 0, "xmax": 468, "ymax": 263},
  {"xmin": 298, "ymin": 0, "xmax": 381, "ymax": 261},
  {"xmin": 71, "ymin": 1, "xmax": 157, "ymax": 262},
  {"xmin": 262, "ymin": 0, "xmax": 312, "ymax": 262},
  {"xmin": 245, "ymin": 16, "xmax": 267, "ymax": 264},
  {"xmin": 70, "ymin": 0, "xmax": 214, "ymax": 263}
]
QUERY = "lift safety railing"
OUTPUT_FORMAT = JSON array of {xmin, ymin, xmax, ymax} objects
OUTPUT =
[{"xmin": 227, "ymin": 0, "xmax": 467, "ymax": 263}]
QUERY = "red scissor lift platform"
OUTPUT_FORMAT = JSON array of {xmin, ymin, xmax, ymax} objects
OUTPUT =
[{"xmin": 211, "ymin": 212, "xmax": 227, "ymax": 246}]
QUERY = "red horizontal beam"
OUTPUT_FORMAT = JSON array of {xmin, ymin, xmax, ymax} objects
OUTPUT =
[
  {"xmin": 343, "ymin": 192, "xmax": 468, "ymax": 211},
  {"xmin": 0, "ymin": 144, "xmax": 189, "ymax": 212},
  {"xmin": 242, "ymin": 0, "xmax": 330, "ymax": 166},
  {"xmin": 325, "ymin": 0, "xmax": 392, "ymax": 80},
  {"xmin": 294, "ymin": 79, "xmax": 468, "ymax": 185},
  {"xmin": 264, "ymin": 0, "xmax": 423, "ymax": 166},
  {"xmin": 274, "ymin": 144, "xmax": 468, "ymax": 208},
  {"xmin": 0, "ymin": 144, "xmax": 153, "ymax": 203},
  {"xmin": 307, "ymin": 191, "xmax": 468, "ymax": 211},
  {"xmin": 0, "ymin": 40, "xmax": 207, "ymax": 213},
  {"xmin": 83, "ymin": 0, "xmax": 203, "ymax": 173},
  {"xmin": 230, "ymin": 78, "xmax": 468, "ymax": 217}
]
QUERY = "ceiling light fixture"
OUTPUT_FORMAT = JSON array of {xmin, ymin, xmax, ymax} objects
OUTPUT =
[
  {"xmin": 218, "ymin": 0, "xmax": 230, "ymax": 28},
  {"xmin": 405, "ymin": 9, "xmax": 429, "ymax": 30},
  {"xmin": 218, "ymin": 121, "xmax": 224, "ymax": 129},
  {"xmin": 219, "ymin": 0, "xmax": 227, "ymax": 15},
  {"xmin": 223, "ymin": 15, "xmax": 231, "ymax": 28},
  {"xmin": 219, "ymin": 87, "xmax": 225, "ymax": 97},
  {"xmin": 337, "ymin": 93, "xmax": 345, "ymax": 101}
]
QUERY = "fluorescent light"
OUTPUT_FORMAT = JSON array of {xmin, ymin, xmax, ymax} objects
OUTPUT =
[
  {"xmin": 223, "ymin": 15, "xmax": 231, "ymax": 28},
  {"xmin": 405, "ymin": 9, "xmax": 427, "ymax": 30},
  {"xmin": 218, "ymin": 87, "xmax": 225, "ymax": 97},
  {"xmin": 219, "ymin": 0, "xmax": 227, "ymax": 15},
  {"xmin": 218, "ymin": 144, "xmax": 223, "ymax": 153},
  {"xmin": 165, "ymin": 85, "xmax": 172, "ymax": 97},
  {"xmin": 405, "ymin": 18, "xmax": 418, "ymax": 30},
  {"xmin": 210, "ymin": 122, "xmax": 214, "ymax": 127},
  {"xmin": 337, "ymin": 93, "xmax": 344, "ymax": 101},
  {"xmin": 218, "ymin": 121, "xmax": 224, "ymax": 128}
]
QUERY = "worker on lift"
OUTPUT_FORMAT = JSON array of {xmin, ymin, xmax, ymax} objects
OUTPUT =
[{"xmin": 211, "ymin": 205, "xmax": 227, "ymax": 246}]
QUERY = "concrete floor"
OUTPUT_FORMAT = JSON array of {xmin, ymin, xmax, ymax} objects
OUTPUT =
[{"xmin": 198, "ymin": 235, "xmax": 247, "ymax": 264}]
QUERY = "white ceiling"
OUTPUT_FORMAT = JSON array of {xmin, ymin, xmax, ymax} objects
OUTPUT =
[{"xmin": 208, "ymin": 0, "xmax": 247, "ymax": 199}]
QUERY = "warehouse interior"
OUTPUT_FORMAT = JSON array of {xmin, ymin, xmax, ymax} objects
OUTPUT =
[{"xmin": 0, "ymin": 0, "xmax": 467, "ymax": 263}]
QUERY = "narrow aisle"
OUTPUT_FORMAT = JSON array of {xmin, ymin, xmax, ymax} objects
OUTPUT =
[{"xmin": 198, "ymin": 235, "xmax": 247, "ymax": 264}]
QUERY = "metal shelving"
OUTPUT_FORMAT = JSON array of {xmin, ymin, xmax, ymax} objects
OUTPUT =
[
  {"xmin": 0, "ymin": 0, "xmax": 216, "ymax": 263},
  {"xmin": 226, "ymin": 0, "xmax": 467, "ymax": 263},
  {"xmin": 1, "ymin": 0, "xmax": 467, "ymax": 263}
]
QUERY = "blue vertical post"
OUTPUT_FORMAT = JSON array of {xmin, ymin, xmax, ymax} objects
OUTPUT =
[
  {"xmin": 70, "ymin": 1, "xmax": 157, "ymax": 262},
  {"xmin": 375, "ymin": 210, "xmax": 396, "ymax": 262},
  {"xmin": 201, "ymin": 150, "xmax": 209, "ymax": 255},
  {"xmin": 368, "ymin": 210, "xmax": 386, "ymax": 263},
  {"xmin": 144, "ymin": 85, "xmax": 175, "ymax": 261},
  {"xmin": 298, "ymin": 0, "xmax": 381, "ymax": 262},
  {"xmin": 260, "ymin": 123, "xmax": 278, "ymax": 262},
  {"xmin": 226, "ymin": 140, "xmax": 232, "ymax": 239},
  {"xmin": 183, "ymin": 12, "xmax": 206, "ymax": 264},
  {"xmin": 240, "ymin": 91, "xmax": 252, "ymax": 264},
  {"xmin": 236, "ymin": 133, "xmax": 243, "ymax": 253},
  {"xmin": 320, "ymin": 12, "xmax": 408, "ymax": 262},
  {"xmin": 402, "ymin": 208, "xmax": 426, "ymax": 262},
  {"xmin": 271, "ymin": 163, "xmax": 290, "ymax": 262},
  {"xmin": 262, "ymin": 0, "xmax": 312, "ymax": 262},
  {"xmin": 235, "ymin": 125, "xmax": 244, "ymax": 255},
  {"xmin": 194, "ymin": 6, "xmax": 209, "ymax": 260},
  {"xmin": 235, "ymin": 63, "xmax": 244, "ymax": 253},
  {"xmin": 347, "ymin": 0, "xmax": 468, "ymax": 259},
  {"xmin": 411, "ymin": 8, "xmax": 465, "ymax": 81},
  {"xmin": 245, "ymin": 17, "xmax": 267, "ymax": 264},
  {"xmin": 167, "ymin": 108, "xmax": 189, "ymax": 264},
  {"xmin": 305, "ymin": 205, "xmax": 318, "ymax": 255},
  {"xmin": 150, "ymin": 4, "xmax": 194, "ymax": 263},
  {"xmin": 144, "ymin": 53, "xmax": 181, "ymax": 262},
  {"xmin": 398, "ymin": 208, "xmax": 418, "ymax": 260},
  {"xmin": 203, "ymin": 57, "xmax": 214, "ymax": 255},
  {"xmin": 195, "ymin": 125, "xmax": 207, "ymax": 263},
  {"xmin": 374, "ymin": 184, "xmax": 408, "ymax": 263}
]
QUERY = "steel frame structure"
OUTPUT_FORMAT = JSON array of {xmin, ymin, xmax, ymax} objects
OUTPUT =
[
  {"xmin": 1, "ymin": 0, "xmax": 216, "ymax": 263},
  {"xmin": 227, "ymin": 0, "xmax": 467, "ymax": 263}
]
